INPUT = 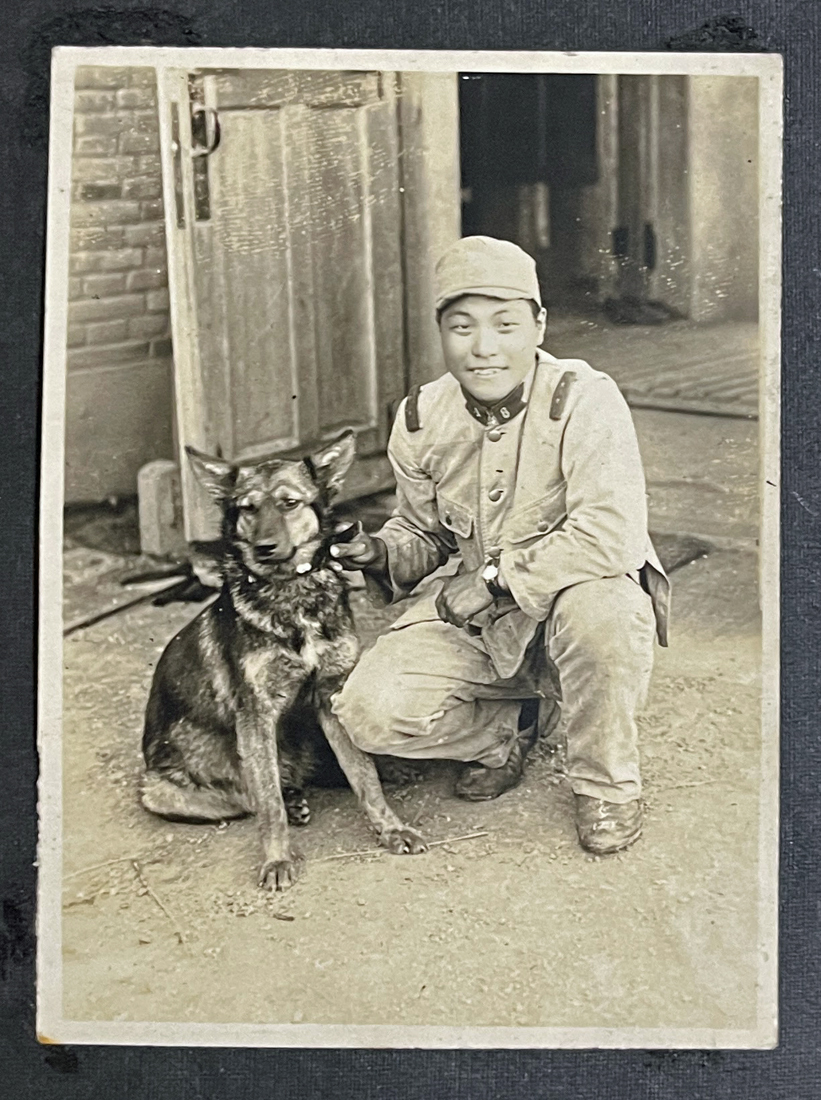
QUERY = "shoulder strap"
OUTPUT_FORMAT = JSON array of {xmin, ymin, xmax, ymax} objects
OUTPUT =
[
  {"xmin": 405, "ymin": 384, "xmax": 423, "ymax": 432},
  {"xmin": 549, "ymin": 370, "xmax": 577, "ymax": 421}
]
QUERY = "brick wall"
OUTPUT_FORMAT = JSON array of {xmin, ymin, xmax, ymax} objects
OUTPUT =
[{"xmin": 65, "ymin": 65, "xmax": 174, "ymax": 503}]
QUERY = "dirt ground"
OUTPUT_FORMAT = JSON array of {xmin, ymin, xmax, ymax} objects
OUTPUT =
[{"xmin": 57, "ymin": 408, "xmax": 767, "ymax": 1033}]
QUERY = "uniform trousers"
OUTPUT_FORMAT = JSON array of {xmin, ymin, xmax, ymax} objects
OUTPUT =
[{"xmin": 333, "ymin": 575, "xmax": 656, "ymax": 803}]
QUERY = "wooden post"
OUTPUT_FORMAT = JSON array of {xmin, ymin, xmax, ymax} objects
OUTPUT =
[
  {"xmin": 687, "ymin": 76, "xmax": 759, "ymax": 322},
  {"xmin": 397, "ymin": 73, "xmax": 461, "ymax": 390}
]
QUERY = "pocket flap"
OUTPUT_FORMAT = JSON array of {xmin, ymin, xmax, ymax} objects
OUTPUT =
[
  {"xmin": 437, "ymin": 495, "xmax": 473, "ymax": 539},
  {"xmin": 507, "ymin": 485, "xmax": 566, "ymax": 544},
  {"xmin": 388, "ymin": 589, "xmax": 443, "ymax": 630}
]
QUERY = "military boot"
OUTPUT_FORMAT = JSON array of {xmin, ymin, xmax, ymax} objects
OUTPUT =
[{"xmin": 574, "ymin": 795, "xmax": 643, "ymax": 854}]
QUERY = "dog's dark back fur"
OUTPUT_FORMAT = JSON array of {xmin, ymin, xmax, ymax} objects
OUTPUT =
[
  {"xmin": 141, "ymin": 432, "xmax": 424, "ymax": 890},
  {"xmin": 142, "ymin": 435, "xmax": 356, "ymax": 793}
]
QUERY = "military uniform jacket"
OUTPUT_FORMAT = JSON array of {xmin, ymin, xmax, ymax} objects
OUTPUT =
[{"xmin": 376, "ymin": 349, "xmax": 670, "ymax": 680}]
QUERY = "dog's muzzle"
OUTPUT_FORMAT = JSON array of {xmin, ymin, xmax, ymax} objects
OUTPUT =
[{"xmin": 254, "ymin": 544, "xmax": 294, "ymax": 564}]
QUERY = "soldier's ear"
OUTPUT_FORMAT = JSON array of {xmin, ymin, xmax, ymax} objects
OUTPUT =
[
  {"xmin": 185, "ymin": 445, "xmax": 236, "ymax": 500},
  {"xmin": 309, "ymin": 431, "xmax": 356, "ymax": 497}
]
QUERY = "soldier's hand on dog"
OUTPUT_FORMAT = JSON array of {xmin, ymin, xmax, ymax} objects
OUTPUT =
[
  {"xmin": 328, "ymin": 522, "xmax": 387, "ymax": 572},
  {"xmin": 435, "ymin": 569, "xmax": 495, "ymax": 629}
]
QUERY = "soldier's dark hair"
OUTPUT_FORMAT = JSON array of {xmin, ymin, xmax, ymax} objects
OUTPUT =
[{"xmin": 436, "ymin": 297, "xmax": 545, "ymax": 325}]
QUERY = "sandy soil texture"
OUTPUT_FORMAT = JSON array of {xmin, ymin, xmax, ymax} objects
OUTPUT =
[{"xmin": 58, "ymin": 544, "xmax": 763, "ymax": 1032}]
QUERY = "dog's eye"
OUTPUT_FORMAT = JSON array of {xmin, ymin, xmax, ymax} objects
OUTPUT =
[{"xmin": 279, "ymin": 498, "xmax": 301, "ymax": 512}]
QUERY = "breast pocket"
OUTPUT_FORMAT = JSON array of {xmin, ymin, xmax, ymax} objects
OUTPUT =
[
  {"xmin": 436, "ymin": 495, "xmax": 474, "ymax": 539},
  {"xmin": 507, "ymin": 484, "xmax": 566, "ymax": 545}
]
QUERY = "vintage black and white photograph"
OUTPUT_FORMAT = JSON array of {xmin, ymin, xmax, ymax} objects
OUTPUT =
[{"xmin": 38, "ymin": 47, "xmax": 781, "ymax": 1048}]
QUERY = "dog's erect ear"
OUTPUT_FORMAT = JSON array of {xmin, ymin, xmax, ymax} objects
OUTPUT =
[
  {"xmin": 309, "ymin": 431, "xmax": 356, "ymax": 497},
  {"xmin": 185, "ymin": 445, "xmax": 236, "ymax": 500}
]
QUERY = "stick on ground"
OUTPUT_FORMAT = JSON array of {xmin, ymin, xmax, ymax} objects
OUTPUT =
[
  {"xmin": 64, "ymin": 855, "xmax": 139, "ymax": 881},
  {"xmin": 132, "ymin": 859, "xmax": 187, "ymax": 945},
  {"xmin": 318, "ymin": 830, "xmax": 489, "ymax": 862}
]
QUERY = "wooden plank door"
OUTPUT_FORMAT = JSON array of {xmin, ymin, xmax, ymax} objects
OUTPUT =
[{"xmin": 157, "ymin": 67, "xmax": 406, "ymax": 540}]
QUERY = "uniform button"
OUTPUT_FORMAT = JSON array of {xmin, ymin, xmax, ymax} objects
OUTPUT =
[
  {"xmin": 444, "ymin": 513, "xmax": 452, "ymax": 525},
  {"xmin": 487, "ymin": 545, "xmax": 502, "ymax": 557},
  {"xmin": 488, "ymin": 488, "xmax": 504, "ymax": 502},
  {"xmin": 487, "ymin": 428, "xmax": 503, "ymax": 442},
  {"xmin": 537, "ymin": 520, "xmax": 549, "ymax": 532}
]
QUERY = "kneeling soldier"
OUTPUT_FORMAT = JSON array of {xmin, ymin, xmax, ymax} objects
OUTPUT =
[{"xmin": 331, "ymin": 236, "xmax": 669, "ymax": 855}]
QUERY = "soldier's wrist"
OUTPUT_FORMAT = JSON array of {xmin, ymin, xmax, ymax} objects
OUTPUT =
[
  {"xmin": 480, "ymin": 554, "xmax": 508, "ymax": 599},
  {"xmin": 361, "ymin": 535, "xmax": 389, "ymax": 576}
]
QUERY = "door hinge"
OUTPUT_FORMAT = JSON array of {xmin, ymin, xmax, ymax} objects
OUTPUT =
[
  {"xmin": 643, "ymin": 222, "xmax": 657, "ymax": 271},
  {"xmin": 188, "ymin": 75, "xmax": 220, "ymax": 222}
]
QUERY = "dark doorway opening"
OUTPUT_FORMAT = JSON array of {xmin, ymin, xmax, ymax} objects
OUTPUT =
[{"xmin": 459, "ymin": 73, "xmax": 600, "ymax": 313}]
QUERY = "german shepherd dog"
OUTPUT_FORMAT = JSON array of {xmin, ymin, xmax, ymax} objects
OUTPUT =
[{"xmin": 140, "ymin": 432, "xmax": 426, "ymax": 890}]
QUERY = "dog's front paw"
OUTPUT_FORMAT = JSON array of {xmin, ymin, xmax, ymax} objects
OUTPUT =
[
  {"xmin": 378, "ymin": 826, "xmax": 427, "ymax": 856},
  {"xmin": 258, "ymin": 857, "xmax": 301, "ymax": 891}
]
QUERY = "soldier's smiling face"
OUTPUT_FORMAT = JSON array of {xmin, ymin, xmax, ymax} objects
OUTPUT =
[{"xmin": 439, "ymin": 295, "xmax": 546, "ymax": 403}]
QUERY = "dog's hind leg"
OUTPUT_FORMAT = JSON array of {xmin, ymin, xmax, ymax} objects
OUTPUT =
[
  {"xmin": 375, "ymin": 757, "xmax": 426, "ymax": 788},
  {"xmin": 283, "ymin": 787, "xmax": 311, "ymax": 826},
  {"xmin": 140, "ymin": 771, "xmax": 250, "ymax": 823}
]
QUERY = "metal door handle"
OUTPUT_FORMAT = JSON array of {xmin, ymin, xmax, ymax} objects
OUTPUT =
[{"xmin": 190, "ymin": 106, "xmax": 221, "ymax": 157}]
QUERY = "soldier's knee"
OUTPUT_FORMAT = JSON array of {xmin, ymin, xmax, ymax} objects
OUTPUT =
[
  {"xmin": 550, "ymin": 577, "xmax": 654, "ymax": 665},
  {"xmin": 332, "ymin": 656, "xmax": 394, "ymax": 750},
  {"xmin": 333, "ymin": 644, "xmax": 451, "ymax": 752}
]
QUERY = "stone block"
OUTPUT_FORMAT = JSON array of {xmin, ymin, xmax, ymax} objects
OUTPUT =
[
  {"xmin": 82, "ymin": 271, "xmax": 128, "ymax": 297},
  {"xmin": 77, "ymin": 181, "xmax": 122, "ymax": 202},
  {"xmin": 121, "ymin": 176, "xmax": 163, "ymax": 201},
  {"xmin": 143, "ymin": 246, "xmax": 168, "ymax": 271},
  {"xmin": 136, "ymin": 154, "xmax": 162, "ymax": 175},
  {"xmin": 128, "ymin": 313, "xmax": 167, "ymax": 339},
  {"xmin": 73, "ymin": 135, "xmax": 118, "ymax": 158},
  {"xmin": 71, "ymin": 155, "xmax": 136, "ymax": 183},
  {"xmin": 70, "ymin": 293, "xmax": 145, "ymax": 323},
  {"xmin": 140, "ymin": 198, "xmax": 164, "ymax": 221},
  {"xmin": 85, "ymin": 319, "xmax": 130, "ymax": 345},
  {"xmin": 70, "ymin": 200, "xmax": 141, "ymax": 229},
  {"xmin": 146, "ymin": 288, "xmax": 170, "ymax": 312},
  {"xmin": 69, "ymin": 248, "xmax": 142, "ymax": 274},
  {"xmin": 116, "ymin": 87, "xmax": 156, "ymax": 110},
  {"xmin": 67, "ymin": 341, "xmax": 151, "ymax": 370},
  {"xmin": 124, "ymin": 222, "xmax": 166, "ymax": 249},
  {"xmin": 150, "ymin": 336, "xmax": 174, "ymax": 359},
  {"xmin": 128, "ymin": 69, "xmax": 158, "ymax": 89},
  {"xmin": 74, "ymin": 113, "xmax": 128, "ymax": 138},
  {"xmin": 74, "ymin": 66, "xmax": 132, "ymax": 90},
  {"xmin": 75, "ymin": 90, "xmax": 117, "ymax": 113},
  {"xmin": 126, "ymin": 268, "xmax": 167, "ymax": 293},
  {"xmin": 71, "ymin": 226, "xmax": 126, "ymax": 250},
  {"xmin": 119, "ymin": 129, "xmax": 159, "ymax": 156},
  {"xmin": 138, "ymin": 460, "xmax": 188, "ymax": 557}
]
